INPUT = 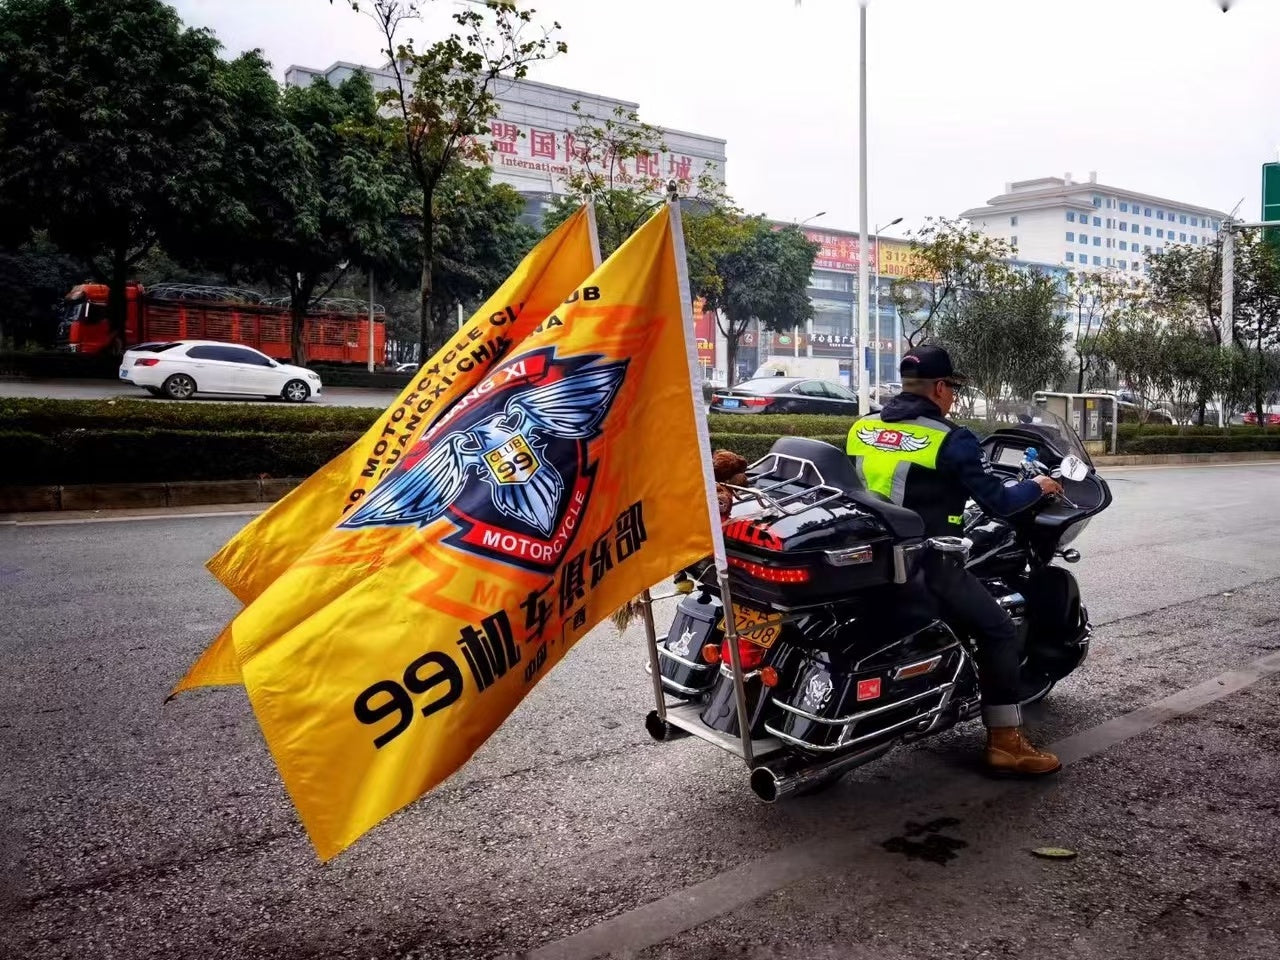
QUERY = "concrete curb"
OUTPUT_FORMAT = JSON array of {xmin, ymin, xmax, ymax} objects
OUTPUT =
[
  {"xmin": 1094, "ymin": 451, "xmax": 1280, "ymax": 467},
  {"xmin": 2, "ymin": 452, "xmax": 1278, "ymax": 514},
  {"xmin": 0, "ymin": 478, "xmax": 303, "ymax": 514}
]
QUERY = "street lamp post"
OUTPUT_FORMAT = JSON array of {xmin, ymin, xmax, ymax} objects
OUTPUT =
[
  {"xmin": 856, "ymin": 0, "xmax": 870, "ymax": 416},
  {"xmin": 872, "ymin": 216, "xmax": 903, "ymax": 399}
]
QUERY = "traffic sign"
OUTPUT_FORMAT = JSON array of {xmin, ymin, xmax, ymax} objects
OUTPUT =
[{"xmin": 1263, "ymin": 163, "xmax": 1280, "ymax": 248}]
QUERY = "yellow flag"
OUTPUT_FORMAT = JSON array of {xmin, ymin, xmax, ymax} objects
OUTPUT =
[
  {"xmin": 226, "ymin": 202, "xmax": 720, "ymax": 859},
  {"xmin": 171, "ymin": 207, "xmax": 599, "ymax": 696}
]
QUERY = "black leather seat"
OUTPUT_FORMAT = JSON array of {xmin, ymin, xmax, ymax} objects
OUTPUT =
[{"xmin": 760, "ymin": 436, "xmax": 926, "ymax": 541}]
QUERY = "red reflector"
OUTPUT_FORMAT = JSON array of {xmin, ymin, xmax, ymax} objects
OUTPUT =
[
  {"xmin": 134, "ymin": 357, "xmax": 160, "ymax": 366},
  {"xmin": 727, "ymin": 555, "xmax": 810, "ymax": 583},
  {"xmin": 722, "ymin": 638, "xmax": 766, "ymax": 671},
  {"xmin": 856, "ymin": 678, "xmax": 882, "ymax": 701}
]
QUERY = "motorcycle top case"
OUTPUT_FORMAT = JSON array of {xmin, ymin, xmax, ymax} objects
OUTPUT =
[{"xmin": 722, "ymin": 501, "xmax": 904, "ymax": 608}]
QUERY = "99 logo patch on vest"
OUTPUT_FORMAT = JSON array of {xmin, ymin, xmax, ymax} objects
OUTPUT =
[{"xmin": 857, "ymin": 426, "xmax": 931, "ymax": 453}]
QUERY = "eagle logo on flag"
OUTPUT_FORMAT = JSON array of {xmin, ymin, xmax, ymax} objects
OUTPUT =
[
  {"xmin": 857, "ymin": 427, "xmax": 931, "ymax": 453},
  {"xmin": 340, "ymin": 351, "xmax": 628, "ymax": 555}
]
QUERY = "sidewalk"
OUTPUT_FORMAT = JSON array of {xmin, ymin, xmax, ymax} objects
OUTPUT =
[{"xmin": 631, "ymin": 674, "xmax": 1280, "ymax": 960}]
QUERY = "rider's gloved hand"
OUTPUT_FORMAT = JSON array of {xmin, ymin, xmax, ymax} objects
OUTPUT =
[{"xmin": 1032, "ymin": 475, "xmax": 1064, "ymax": 498}]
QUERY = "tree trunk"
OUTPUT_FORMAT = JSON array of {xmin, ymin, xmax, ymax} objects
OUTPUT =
[
  {"xmin": 725, "ymin": 334, "xmax": 738, "ymax": 389},
  {"xmin": 107, "ymin": 245, "xmax": 129, "ymax": 355},
  {"xmin": 290, "ymin": 276, "xmax": 316, "ymax": 365},
  {"xmin": 291, "ymin": 302, "xmax": 307, "ymax": 366},
  {"xmin": 1076, "ymin": 355, "xmax": 1085, "ymax": 393},
  {"xmin": 418, "ymin": 206, "xmax": 437, "ymax": 359}
]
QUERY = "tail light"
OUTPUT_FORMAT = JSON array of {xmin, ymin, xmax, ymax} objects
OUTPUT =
[
  {"xmin": 728, "ymin": 555, "xmax": 810, "ymax": 584},
  {"xmin": 741, "ymin": 397, "xmax": 773, "ymax": 409},
  {"xmin": 134, "ymin": 357, "xmax": 160, "ymax": 366},
  {"xmin": 721, "ymin": 636, "xmax": 766, "ymax": 671}
]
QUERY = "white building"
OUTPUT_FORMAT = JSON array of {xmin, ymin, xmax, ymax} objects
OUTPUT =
[
  {"xmin": 961, "ymin": 173, "xmax": 1227, "ymax": 278},
  {"xmin": 284, "ymin": 62, "xmax": 727, "ymax": 221}
]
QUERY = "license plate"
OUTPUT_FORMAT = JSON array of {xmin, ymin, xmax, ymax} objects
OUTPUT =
[
  {"xmin": 732, "ymin": 604, "xmax": 784, "ymax": 649},
  {"xmin": 119, "ymin": 368, "xmax": 128, "ymax": 379},
  {"xmin": 721, "ymin": 398, "xmax": 740, "ymax": 408}
]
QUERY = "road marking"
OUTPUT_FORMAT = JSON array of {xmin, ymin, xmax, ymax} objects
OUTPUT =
[
  {"xmin": 509, "ymin": 649, "xmax": 1280, "ymax": 960},
  {"xmin": 6, "ymin": 509, "xmax": 265, "ymax": 527}
]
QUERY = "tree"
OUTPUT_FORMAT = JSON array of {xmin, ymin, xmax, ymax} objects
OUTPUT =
[
  {"xmin": 541, "ymin": 103, "xmax": 728, "ymax": 258},
  {"xmin": 338, "ymin": 0, "xmax": 565, "ymax": 358},
  {"xmin": 1162, "ymin": 318, "xmax": 1226, "ymax": 425},
  {"xmin": 933, "ymin": 266, "xmax": 1068, "ymax": 421},
  {"xmin": 220, "ymin": 65, "xmax": 405, "ymax": 363},
  {"xmin": 426, "ymin": 164, "xmax": 537, "ymax": 342},
  {"xmin": 0, "ymin": 0, "xmax": 227, "ymax": 346},
  {"xmin": 1146, "ymin": 232, "xmax": 1280, "ymax": 423},
  {"xmin": 1093, "ymin": 306, "xmax": 1171, "ymax": 426},
  {"xmin": 698, "ymin": 219, "xmax": 819, "ymax": 387},
  {"xmin": 0, "ymin": 236, "xmax": 86, "ymax": 348},
  {"xmin": 888, "ymin": 218, "xmax": 1013, "ymax": 347},
  {"xmin": 1064, "ymin": 271, "xmax": 1127, "ymax": 392}
]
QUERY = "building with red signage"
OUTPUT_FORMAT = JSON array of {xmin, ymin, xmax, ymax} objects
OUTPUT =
[
  {"xmin": 285, "ymin": 62, "xmax": 727, "ymax": 225},
  {"xmin": 730, "ymin": 224, "xmax": 919, "ymax": 389}
]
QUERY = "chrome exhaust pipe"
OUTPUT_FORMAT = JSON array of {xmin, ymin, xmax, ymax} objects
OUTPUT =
[{"xmin": 749, "ymin": 742, "xmax": 894, "ymax": 803}]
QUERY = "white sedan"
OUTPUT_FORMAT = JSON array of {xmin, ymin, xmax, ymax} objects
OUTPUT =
[{"xmin": 120, "ymin": 340, "xmax": 323, "ymax": 402}]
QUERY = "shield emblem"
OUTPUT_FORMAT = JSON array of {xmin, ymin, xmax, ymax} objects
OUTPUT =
[{"xmin": 483, "ymin": 434, "xmax": 541, "ymax": 485}]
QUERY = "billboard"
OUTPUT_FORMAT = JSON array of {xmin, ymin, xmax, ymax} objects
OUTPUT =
[{"xmin": 799, "ymin": 230, "xmax": 931, "ymax": 279}]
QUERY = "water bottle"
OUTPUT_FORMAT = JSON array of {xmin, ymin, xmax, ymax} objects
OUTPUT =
[{"xmin": 1021, "ymin": 446, "xmax": 1045, "ymax": 479}]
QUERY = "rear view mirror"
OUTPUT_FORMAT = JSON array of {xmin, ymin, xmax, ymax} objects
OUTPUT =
[{"xmin": 1060, "ymin": 455, "xmax": 1089, "ymax": 482}]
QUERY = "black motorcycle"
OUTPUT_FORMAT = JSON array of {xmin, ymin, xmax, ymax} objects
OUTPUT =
[{"xmin": 644, "ymin": 405, "xmax": 1112, "ymax": 801}]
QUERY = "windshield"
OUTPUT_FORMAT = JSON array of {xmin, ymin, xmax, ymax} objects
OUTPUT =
[
  {"xmin": 55, "ymin": 298, "xmax": 85, "ymax": 340},
  {"xmin": 994, "ymin": 404, "xmax": 1091, "ymax": 466},
  {"xmin": 731, "ymin": 377, "xmax": 799, "ymax": 395}
]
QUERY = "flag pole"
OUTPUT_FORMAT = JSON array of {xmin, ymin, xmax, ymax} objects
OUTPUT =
[
  {"xmin": 665, "ymin": 185, "xmax": 754, "ymax": 766},
  {"xmin": 585, "ymin": 199, "xmax": 603, "ymax": 269}
]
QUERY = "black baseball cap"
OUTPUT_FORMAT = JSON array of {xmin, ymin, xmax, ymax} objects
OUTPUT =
[{"xmin": 899, "ymin": 345, "xmax": 968, "ymax": 385}]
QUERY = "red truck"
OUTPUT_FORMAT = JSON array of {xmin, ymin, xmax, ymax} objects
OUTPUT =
[{"xmin": 56, "ymin": 281, "xmax": 386, "ymax": 365}]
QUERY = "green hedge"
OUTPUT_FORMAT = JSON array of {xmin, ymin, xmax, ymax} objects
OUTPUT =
[
  {"xmin": 0, "ymin": 397, "xmax": 379, "ymax": 435},
  {"xmin": 0, "ymin": 351, "xmax": 121, "ymax": 379},
  {"xmin": 308, "ymin": 365, "xmax": 415, "ymax": 389},
  {"xmin": 1116, "ymin": 422, "xmax": 1273, "ymax": 438},
  {"xmin": 5, "ymin": 398, "xmax": 1278, "ymax": 487},
  {"xmin": 0, "ymin": 429, "xmax": 361, "ymax": 485},
  {"xmin": 1122, "ymin": 434, "xmax": 1280, "ymax": 455}
]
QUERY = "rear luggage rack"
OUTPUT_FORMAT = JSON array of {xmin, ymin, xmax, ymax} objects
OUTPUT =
[{"xmin": 722, "ymin": 453, "xmax": 847, "ymax": 519}]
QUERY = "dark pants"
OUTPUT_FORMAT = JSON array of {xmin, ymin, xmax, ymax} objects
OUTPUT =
[{"xmin": 923, "ymin": 554, "xmax": 1023, "ymax": 728}]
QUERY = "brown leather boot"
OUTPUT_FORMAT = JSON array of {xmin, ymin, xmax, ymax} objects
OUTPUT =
[{"xmin": 985, "ymin": 727, "xmax": 1062, "ymax": 777}]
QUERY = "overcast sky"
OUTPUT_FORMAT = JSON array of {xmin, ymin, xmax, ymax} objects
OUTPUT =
[{"xmin": 171, "ymin": 0, "xmax": 1280, "ymax": 237}]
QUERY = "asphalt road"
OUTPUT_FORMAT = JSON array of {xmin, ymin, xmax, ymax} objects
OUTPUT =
[
  {"xmin": 0, "ymin": 377, "xmax": 402, "ymax": 408},
  {"xmin": 2, "ymin": 462, "xmax": 1279, "ymax": 960}
]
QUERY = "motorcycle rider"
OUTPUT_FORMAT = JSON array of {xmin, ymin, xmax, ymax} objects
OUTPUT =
[{"xmin": 846, "ymin": 345, "xmax": 1064, "ymax": 777}]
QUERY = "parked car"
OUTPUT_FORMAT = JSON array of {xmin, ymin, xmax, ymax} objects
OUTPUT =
[
  {"xmin": 120, "ymin": 340, "xmax": 322, "ymax": 402},
  {"xmin": 1242, "ymin": 407, "xmax": 1280, "ymax": 426},
  {"xmin": 710, "ymin": 376, "xmax": 872, "ymax": 416}
]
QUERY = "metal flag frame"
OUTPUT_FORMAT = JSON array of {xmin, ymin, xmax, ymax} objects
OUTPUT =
[{"xmin": 636, "ymin": 189, "xmax": 764, "ymax": 768}]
